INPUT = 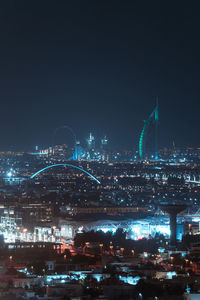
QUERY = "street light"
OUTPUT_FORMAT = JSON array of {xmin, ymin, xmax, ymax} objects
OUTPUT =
[
  {"xmin": 99, "ymin": 243, "xmax": 103, "ymax": 255},
  {"xmin": 109, "ymin": 245, "xmax": 114, "ymax": 255},
  {"xmin": 120, "ymin": 247, "xmax": 124, "ymax": 256},
  {"xmin": 188, "ymin": 223, "xmax": 192, "ymax": 234},
  {"xmin": 83, "ymin": 242, "xmax": 90, "ymax": 254}
]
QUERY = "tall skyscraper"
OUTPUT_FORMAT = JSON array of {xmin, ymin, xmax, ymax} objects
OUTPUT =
[
  {"xmin": 101, "ymin": 135, "xmax": 108, "ymax": 150},
  {"xmin": 86, "ymin": 133, "xmax": 95, "ymax": 150}
]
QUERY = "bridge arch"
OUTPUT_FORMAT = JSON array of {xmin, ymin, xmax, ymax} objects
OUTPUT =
[{"xmin": 30, "ymin": 163, "xmax": 101, "ymax": 184}]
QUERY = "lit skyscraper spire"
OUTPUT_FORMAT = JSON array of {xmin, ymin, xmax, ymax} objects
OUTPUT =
[
  {"xmin": 86, "ymin": 132, "xmax": 95, "ymax": 150},
  {"xmin": 139, "ymin": 98, "xmax": 159, "ymax": 160},
  {"xmin": 101, "ymin": 135, "xmax": 108, "ymax": 149}
]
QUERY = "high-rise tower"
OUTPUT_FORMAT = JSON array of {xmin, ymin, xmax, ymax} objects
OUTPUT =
[
  {"xmin": 101, "ymin": 135, "xmax": 108, "ymax": 149},
  {"xmin": 154, "ymin": 98, "xmax": 159, "ymax": 160},
  {"xmin": 139, "ymin": 98, "xmax": 159, "ymax": 160},
  {"xmin": 86, "ymin": 133, "xmax": 95, "ymax": 150}
]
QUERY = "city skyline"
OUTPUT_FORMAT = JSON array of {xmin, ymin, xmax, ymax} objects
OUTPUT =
[
  {"xmin": 0, "ymin": 105, "xmax": 200, "ymax": 153},
  {"xmin": 0, "ymin": 2, "xmax": 200, "ymax": 150},
  {"xmin": 1, "ymin": 2, "xmax": 200, "ymax": 298}
]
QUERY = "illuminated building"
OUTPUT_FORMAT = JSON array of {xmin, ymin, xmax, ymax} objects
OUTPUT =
[
  {"xmin": 86, "ymin": 133, "xmax": 95, "ymax": 150},
  {"xmin": 101, "ymin": 135, "xmax": 108, "ymax": 149},
  {"xmin": 69, "ymin": 206, "xmax": 147, "ymax": 215},
  {"xmin": 139, "ymin": 98, "xmax": 159, "ymax": 160},
  {"xmin": 22, "ymin": 203, "xmax": 52, "ymax": 227}
]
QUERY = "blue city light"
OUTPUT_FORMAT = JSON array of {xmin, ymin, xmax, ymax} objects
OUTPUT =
[
  {"xmin": 99, "ymin": 227, "xmax": 116, "ymax": 234},
  {"xmin": 30, "ymin": 152, "xmax": 47, "ymax": 155}
]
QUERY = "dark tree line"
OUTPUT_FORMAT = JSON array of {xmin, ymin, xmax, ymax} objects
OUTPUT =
[{"xmin": 74, "ymin": 229, "xmax": 164, "ymax": 254}]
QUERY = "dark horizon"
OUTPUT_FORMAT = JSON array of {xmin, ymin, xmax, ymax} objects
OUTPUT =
[{"xmin": 0, "ymin": 1, "xmax": 200, "ymax": 151}]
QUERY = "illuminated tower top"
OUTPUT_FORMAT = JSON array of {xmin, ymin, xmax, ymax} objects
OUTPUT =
[
  {"xmin": 87, "ymin": 133, "xmax": 95, "ymax": 149},
  {"xmin": 139, "ymin": 98, "xmax": 159, "ymax": 160},
  {"xmin": 101, "ymin": 135, "xmax": 108, "ymax": 146}
]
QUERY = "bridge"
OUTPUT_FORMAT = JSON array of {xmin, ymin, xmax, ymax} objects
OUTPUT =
[{"xmin": 30, "ymin": 163, "xmax": 101, "ymax": 184}]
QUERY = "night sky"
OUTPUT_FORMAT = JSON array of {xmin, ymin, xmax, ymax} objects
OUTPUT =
[{"xmin": 0, "ymin": 1, "xmax": 199, "ymax": 150}]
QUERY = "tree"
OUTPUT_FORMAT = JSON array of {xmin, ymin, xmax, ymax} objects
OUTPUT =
[
  {"xmin": 27, "ymin": 261, "xmax": 47, "ymax": 275},
  {"xmin": 136, "ymin": 279, "xmax": 164, "ymax": 298}
]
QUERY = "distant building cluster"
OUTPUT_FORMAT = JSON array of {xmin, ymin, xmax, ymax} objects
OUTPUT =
[{"xmin": 0, "ymin": 142, "xmax": 200, "ymax": 297}]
